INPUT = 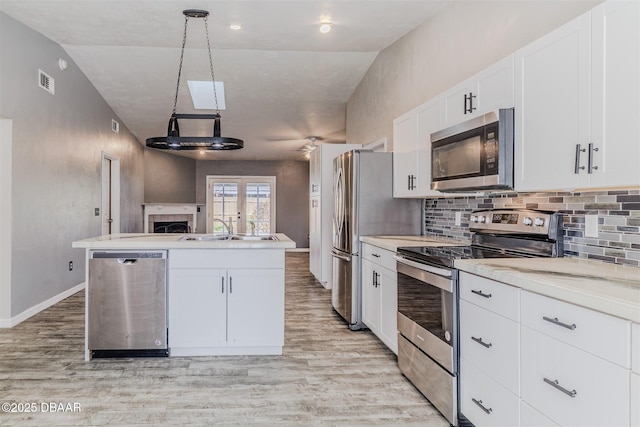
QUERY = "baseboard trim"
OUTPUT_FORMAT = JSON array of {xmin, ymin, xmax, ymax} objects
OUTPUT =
[
  {"xmin": 286, "ymin": 248, "xmax": 309, "ymax": 253},
  {"xmin": 0, "ymin": 282, "xmax": 85, "ymax": 328}
]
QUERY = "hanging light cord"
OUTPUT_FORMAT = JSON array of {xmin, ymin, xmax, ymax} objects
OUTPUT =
[{"xmin": 171, "ymin": 13, "xmax": 220, "ymax": 116}]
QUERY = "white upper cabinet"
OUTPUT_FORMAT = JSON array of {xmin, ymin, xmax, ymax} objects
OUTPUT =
[
  {"xmin": 393, "ymin": 97, "xmax": 442, "ymax": 197},
  {"xmin": 442, "ymin": 55, "xmax": 515, "ymax": 128},
  {"xmin": 589, "ymin": 1, "xmax": 640, "ymax": 188},
  {"xmin": 515, "ymin": 1, "xmax": 640, "ymax": 191}
]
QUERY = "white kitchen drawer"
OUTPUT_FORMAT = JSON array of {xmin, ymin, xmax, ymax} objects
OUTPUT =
[
  {"xmin": 361, "ymin": 243, "xmax": 396, "ymax": 272},
  {"xmin": 460, "ymin": 299, "xmax": 520, "ymax": 394},
  {"xmin": 169, "ymin": 249, "xmax": 284, "ymax": 269},
  {"xmin": 520, "ymin": 401, "xmax": 559, "ymax": 427},
  {"xmin": 633, "ymin": 323, "xmax": 640, "ymax": 374},
  {"xmin": 521, "ymin": 290, "xmax": 631, "ymax": 368},
  {"xmin": 521, "ymin": 326, "xmax": 629, "ymax": 427},
  {"xmin": 460, "ymin": 358, "xmax": 520, "ymax": 427},
  {"xmin": 459, "ymin": 272, "xmax": 520, "ymax": 321}
]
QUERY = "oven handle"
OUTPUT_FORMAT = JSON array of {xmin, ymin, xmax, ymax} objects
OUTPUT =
[{"xmin": 393, "ymin": 254, "xmax": 452, "ymax": 278}]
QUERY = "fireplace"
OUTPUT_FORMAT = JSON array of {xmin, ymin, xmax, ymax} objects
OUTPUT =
[
  {"xmin": 153, "ymin": 221, "xmax": 190, "ymax": 233},
  {"xmin": 144, "ymin": 204, "xmax": 198, "ymax": 233}
]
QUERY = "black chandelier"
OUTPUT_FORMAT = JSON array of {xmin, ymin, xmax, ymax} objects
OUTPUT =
[{"xmin": 146, "ymin": 9, "xmax": 243, "ymax": 151}]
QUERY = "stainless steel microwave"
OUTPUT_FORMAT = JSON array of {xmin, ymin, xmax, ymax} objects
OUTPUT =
[{"xmin": 431, "ymin": 108, "xmax": 514, "ymax": 192}]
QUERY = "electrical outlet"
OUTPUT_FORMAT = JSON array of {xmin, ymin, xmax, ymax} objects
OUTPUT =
[
  {"xmin": 585, "ymin": 215, "xmax": 599, "ymax": 238},
  {"xmin": 455, "ymin": 212, "xmax": 462, "ymax": 226},
  {"xmin": 68, "ymin": 261, "xmax": 73, "ymax": 271}
]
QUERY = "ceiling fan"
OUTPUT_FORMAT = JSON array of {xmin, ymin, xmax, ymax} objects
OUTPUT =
[{"xmin": 301, "ymin": 136, "xmax": 321, "ymax": 155}]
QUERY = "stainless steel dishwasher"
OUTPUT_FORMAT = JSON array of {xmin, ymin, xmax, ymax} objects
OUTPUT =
[{"xmin": 88, "ymin": 250, "xmax": 168, "ymax": 358}]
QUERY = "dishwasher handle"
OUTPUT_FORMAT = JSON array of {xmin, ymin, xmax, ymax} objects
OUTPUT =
[
  {"xmin": 118, "ymin": 258, "xmax": 139, "ymax": 265},
  {"xmin": 90, "ymin": 251, "xmax": 167, "ymax": 260}
]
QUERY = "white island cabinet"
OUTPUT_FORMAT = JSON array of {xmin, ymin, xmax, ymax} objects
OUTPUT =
[
  {"xmin": 72, "ymin": 232, "xmax": 295, "ymax": 360},
  {"xmin": 169, "ymin": 249, "xmax": 285, "ymax": 356}
]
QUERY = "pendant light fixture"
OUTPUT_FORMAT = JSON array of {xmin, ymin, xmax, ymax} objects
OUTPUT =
[{"xmin": 146, "ymin": 9, "xmax": 243, "ymax": 151}]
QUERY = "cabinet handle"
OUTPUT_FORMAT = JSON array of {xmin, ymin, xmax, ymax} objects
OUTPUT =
[
  {"xmin": 411, "ymin": 175, "xmax": 416, "ymax": 190},
  {"xmin": 464, "ymin": 92, "xmax": 477, "ymax": 114},
  {"xmin": 542, "ymin": 316, "xmax": 576, "ymax": 330},
  {"xmin": 407, "ymin": 175, "xmax": 411, "ymax": 190},
  {"xmin": 372, "ymin": 253, "xmax": 381, "ymax": 258},
  {"xmin": 221, "ymin": 277, "xmax": 225, "ymax": 293},
  {"xmin": 574, "ymin": 144, "xmax": 586, "ymax": 173},
  {"xmin": 471, "ymin": 336, "xmax": 492, "ymax": 348},
  {"xmin": 471, "ymin": 289, "xmax": 492, "ymax": 299},
  {"xmin": 471, "ymin": 398, "xmax": 492, "ymax": 415},
  {"xmin": 229, "ymin": 276, "xmax": 233, "ymax": 293},
  {"xmin": 588, "ymin": 143, "xmax": 599, "ymax": 173},
  {"xmin": 543, "ymin": 378, "xmax": 577, "ymax": 398}
]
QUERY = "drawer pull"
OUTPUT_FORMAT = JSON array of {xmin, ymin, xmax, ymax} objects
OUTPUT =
[
  {"xmin": 543, "ymin": 316, "xmax": 577, "ymax": 330},
  {"xmin": 471, "ymin": 398, "xmax": 492, "ymax": 415},
  {"xmin": 471, "ymin": 336, "xmax": 492, "ymax": 348},
  {"xmin": 543, "ymin": 378, "xmax": 577, "ymax": 398},
  {"xmin": 471, "ymin": 289, "xmax": 492, "ymax": 299},
  {"xmin": 372, "ymin": 253, "xmax": 381, "ymax": 258}
]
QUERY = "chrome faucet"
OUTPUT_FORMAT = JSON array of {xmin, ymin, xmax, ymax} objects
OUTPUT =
[
  {"xmin": 212, "ymin": 218, "xmax": 231, "ymax": 235},
  {"xmin": 248, "ymin": 221, "xmax": 256, "ymax": 236}
]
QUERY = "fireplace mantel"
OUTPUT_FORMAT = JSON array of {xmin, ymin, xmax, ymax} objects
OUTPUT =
[{"xmin": 143, "ymin": 204, "xmax": 198, "ymax": 233}]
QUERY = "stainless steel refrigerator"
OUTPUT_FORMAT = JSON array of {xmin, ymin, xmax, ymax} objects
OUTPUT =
[{"xmin": 331, "ymin": 150, "xmax": 422, "ymax": 330}]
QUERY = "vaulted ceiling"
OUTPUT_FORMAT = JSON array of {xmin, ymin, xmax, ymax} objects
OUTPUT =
[{"xmin": 0, "ymin": 0, "xmax": 447, "ymax": 160}]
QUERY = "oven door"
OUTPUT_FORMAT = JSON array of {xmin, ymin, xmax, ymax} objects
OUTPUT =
[{"xmin": 395, "ymin": 255, "xmax": 456, "ymax": 374}]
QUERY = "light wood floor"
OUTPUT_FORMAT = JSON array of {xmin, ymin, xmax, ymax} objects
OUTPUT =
[{"xmin": 0, "ymin": 253, "xmax": 449, "ymax": 426}]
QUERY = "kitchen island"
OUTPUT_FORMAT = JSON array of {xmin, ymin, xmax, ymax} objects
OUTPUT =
[{"xmin": 73, "ymin": 233, "xmax": 296, "ymax": 360}]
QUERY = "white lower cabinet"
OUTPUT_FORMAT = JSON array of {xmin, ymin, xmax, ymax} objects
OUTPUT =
[
  {"xmin": 361, "ymin": 243, "xmax": 398, "ymax": 354},
  {"xmin": 168, "ymin": 249, "xmax": 285, "ymax": 356},
  {"xmin": 521, "ymin": 326, "xmax": 629, "ymax": 427},
  {"xmin": 460, "ymin": 358, "xmax": 520, "ymax": 427},
  {"xmin": 459, "ymin": 272, "xmax": 635, "ymax": 427}
]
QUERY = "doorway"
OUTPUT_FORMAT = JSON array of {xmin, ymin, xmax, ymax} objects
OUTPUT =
[
  {"xmin": 101, "ymin": 152, "xmax": 120, "ymax": 235},
  {"xmin": 205, "ymin": 176, "xmax": 276, "ymax": 235}
]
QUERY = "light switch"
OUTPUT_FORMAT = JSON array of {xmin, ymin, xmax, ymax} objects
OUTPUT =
[{"xmin": 585, "ymin": 215, "xmax": 598, "ymax": 238}]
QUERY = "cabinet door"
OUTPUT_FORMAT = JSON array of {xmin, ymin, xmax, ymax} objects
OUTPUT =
[
  {"xmin": 226, "ymin": 269, "xmax": 285, "ymax": 347},
  {"xmin": 361, "ymin": 258, "xmax": 380, "ymax": 334},
  {"xmin": 514, "ymin": 12, "xmax": 591, "ymax": 191},
  {"xmin": 415, "ymin": 98, "xmax": 443, "ymax": 197},
  {"xmin": 377, "ymin": 266, "xmax": 398, "ymax": 355},
  {"xmin": 632, "ymin": 372, "xmax": 640, "ymax": 427},
  {"xmin": 589, "ymin": 0, "xmax": 640, "ymax": 188},
  {"xmin": 168, "ymin": 269, "xmax": 226, "ymax": 348},
  {"xmin": 309, "ymin": 149, "xmax": 321, "ymax": 194},
  {"xmin": 442, "ymin": 79, "xmax": 475, "ymax": 128},
  {"xmin": 475, "ymin": 55, "xmax": 514, "ymax": 114},
  {"xmin": 392, "ymin": 111, "xmax": 419, "ymax": 197}
]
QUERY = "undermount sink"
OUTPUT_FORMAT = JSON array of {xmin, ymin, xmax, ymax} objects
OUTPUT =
[
  {"xmin": 179, "ymin": 234, "xmax": 231, "ymax": 241},
  {"xmin": 231, "ymin": 234, "xmax": 278, "ymax": 241},
  {"xmin": 179, "ymin": 234, "xmax": 277, "ymax": 241}
]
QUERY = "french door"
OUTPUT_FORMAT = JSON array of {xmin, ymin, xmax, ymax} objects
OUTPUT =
[{"xmin": 205, "ymin": 176, "xmax": 276, "ymax": 235}]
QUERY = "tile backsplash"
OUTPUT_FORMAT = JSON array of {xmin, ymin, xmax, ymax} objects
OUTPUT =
[{"xmin": 424, "ymin": 189, "xmax": 640, "ymax": 267}]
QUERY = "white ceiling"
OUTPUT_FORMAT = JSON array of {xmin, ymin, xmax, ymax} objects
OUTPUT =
[{"xmin": 0, "ymin": 0, "xmax": 446, "ymax": 160}]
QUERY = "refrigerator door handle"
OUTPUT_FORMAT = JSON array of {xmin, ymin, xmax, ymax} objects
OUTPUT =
[{"xmin": 331, "ymin": 248, "xmax": 351, "ymax": 262}]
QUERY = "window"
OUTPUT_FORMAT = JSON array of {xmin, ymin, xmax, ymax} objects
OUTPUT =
[{"xmin": 206, "ymin": 176, "xmax": 276, "ymax": 235}]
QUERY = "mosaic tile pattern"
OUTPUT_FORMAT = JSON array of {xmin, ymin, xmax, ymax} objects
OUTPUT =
[{"xmin": 424, "ymin": 188, "xmax": 640, "ymax": 267}]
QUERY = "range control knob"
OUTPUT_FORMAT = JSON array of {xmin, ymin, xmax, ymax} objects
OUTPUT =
[
  {"xmin": 522, "ymin": 217, "xmax": 533, "ymax": 226},
  {"xmin": 470, "ymin": 215, "xmax": 478, "ymax": 223},
  {"xmin": 534, "ymin": 217, "xmax": 545, "ymax": 227},
  {"xmin": 478, "ymin": 215, "xmax": 486, "ymax": 223}
]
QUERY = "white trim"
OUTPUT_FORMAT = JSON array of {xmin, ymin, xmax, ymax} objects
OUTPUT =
[
  {"xmin": 0, "ymin": 283, "xmax": 85, "ymax": 328},
  {"xmin": 0, "ymin": 118, "xmax": 12, "ymax": 323},
  {"xmin": 286, "ymin": 248, "xmax": 309, "ymax": 253}
]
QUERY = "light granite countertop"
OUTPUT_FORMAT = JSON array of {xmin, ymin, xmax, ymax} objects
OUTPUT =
[
  {"xmin": 361, "ymin": 235, "xmax": 468, "ymax": 252},
  {"xmin": 455, "ymin": 257, "xmax": 640, "ymax": 323},
  {"xmin": 72, "ymin": 233, "xmax": 296, "ymax": 250}
]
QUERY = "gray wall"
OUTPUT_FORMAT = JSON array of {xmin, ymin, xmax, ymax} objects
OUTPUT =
[
  {"xmin": 0, "ymin": 13, "xmax": 145, "ymax": 317},
  {"xmin": 144, "ymin": 148, "xmax": 196, "ymax": 203},
  {"xmin": 196, "ymin": 160, "xmax": 309, "ymax": 248}
]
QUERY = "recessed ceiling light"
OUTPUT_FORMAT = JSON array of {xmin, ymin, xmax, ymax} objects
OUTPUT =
[
  {"xmin": 319, "ymin": 23, "xmax": 332, "ymax": 34},
  {"xmin": 229, "ymin": 23, "xmax": 242, "ymax": 30}
]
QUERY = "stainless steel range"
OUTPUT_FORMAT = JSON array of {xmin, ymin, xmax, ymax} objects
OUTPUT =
[{"xmin": 395, "ymin": 209, "xmax": 563, "ymax": 426}]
